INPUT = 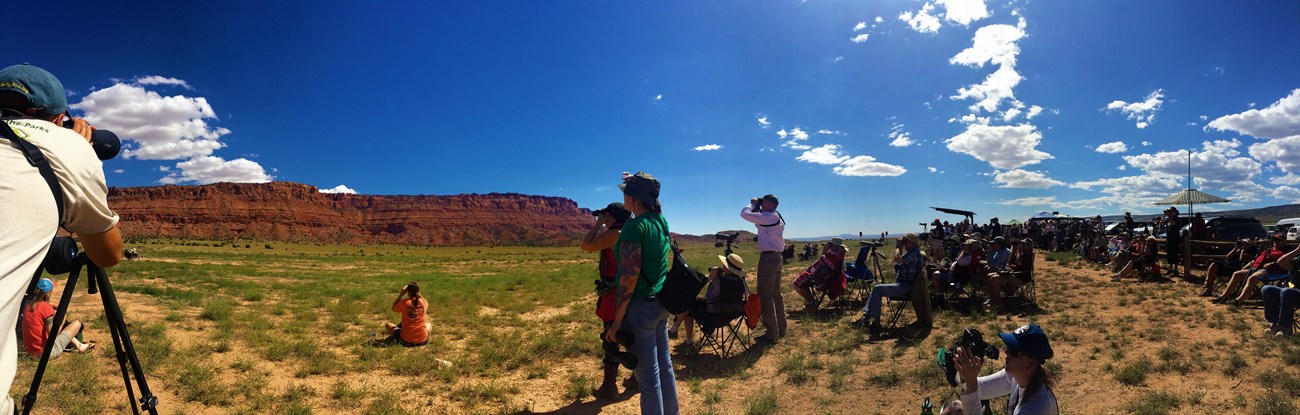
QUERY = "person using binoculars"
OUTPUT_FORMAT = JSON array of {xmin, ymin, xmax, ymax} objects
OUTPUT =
[
  {"xmin": 580, "ymin": 202, "xmax": 631, "ymax": 400},
  {"xmin": 740, "ymin": 194, "xmax": 785, "ymax": 343},
  {"xmin": 941, "ymin": 324, "xmax": 1059, "ymax": 415},
  {"xmin": 382, "ymin": 282, "xmax": 431, "ymax": 346},
  {"xmin": 1, "ymin": 63, "xmax": 122, "ymax": 412}
]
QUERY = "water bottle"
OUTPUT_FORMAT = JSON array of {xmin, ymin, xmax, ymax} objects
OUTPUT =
[{"xmin": 921, "ymin": 397, "xmax": 933, "ymax": 415}]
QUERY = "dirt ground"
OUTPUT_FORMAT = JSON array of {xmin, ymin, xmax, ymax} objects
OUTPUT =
[{"xmin": 18, "ymin": 250, "xmax": 1300, "ymax": 414}]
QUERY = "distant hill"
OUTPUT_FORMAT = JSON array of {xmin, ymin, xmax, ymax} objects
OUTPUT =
[{"xmin": 1101, "ymin": 204, "xmax": 1300, "ymax": 225}]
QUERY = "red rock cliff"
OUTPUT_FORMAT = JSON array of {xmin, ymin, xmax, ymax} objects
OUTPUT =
[{"xmin": 107, "ymin": 182, "xmax": 594, "ymax": 246}]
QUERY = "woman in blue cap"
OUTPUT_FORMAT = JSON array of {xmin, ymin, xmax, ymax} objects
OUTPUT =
[
  {"xmin": 942, "ymin": 323, "xmax": 1058, "ymax": 415},
  {"xmin": 22, "ymin": 278, "xmax": 95, "ymax": 358}
]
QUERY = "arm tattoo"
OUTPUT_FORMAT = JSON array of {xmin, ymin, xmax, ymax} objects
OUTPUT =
[{"xmin": 616, "ymin": 240, "xmax": 642, "ymax": 304}]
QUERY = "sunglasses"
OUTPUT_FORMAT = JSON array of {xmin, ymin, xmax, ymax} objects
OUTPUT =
[{"xmin": 1006, "ymin": 349, "xmax": 1027, "ymax": 358}]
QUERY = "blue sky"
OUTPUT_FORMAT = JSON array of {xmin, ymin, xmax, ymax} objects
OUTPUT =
[{"xmin": 7, "ymin": 0, "xmax": 1300, "ymax": 237}]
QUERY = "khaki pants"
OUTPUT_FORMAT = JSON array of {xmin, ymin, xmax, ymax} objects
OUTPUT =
[{"xmin": 757, "ymin": 252, "xmax": 786, "ymax": 338}]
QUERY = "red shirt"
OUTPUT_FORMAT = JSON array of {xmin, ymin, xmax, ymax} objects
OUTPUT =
[
  {"xmin": 1253, "ymin": 246, "xmax": 1286, "ymax": 272},
  {"xmin": 22, "ymin": 302, "xmax": 55, "ymax": 356},
  {"xmin": 393, "ymin": 297, "xmax": 429, "ymax": 344}
]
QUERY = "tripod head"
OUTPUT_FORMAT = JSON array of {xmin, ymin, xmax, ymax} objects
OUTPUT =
[{"xmin": 714, "ymin": 232, "xmax": 740, "ymax": 256}]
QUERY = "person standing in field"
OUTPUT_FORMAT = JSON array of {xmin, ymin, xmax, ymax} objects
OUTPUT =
[
  {"xmin": 741, "ymin": 194, "xmax": 786, "ymax": 343},
  {"xmin": 383, "ymin": 281, "xmax": 430, "ymax": 346},
  {"xmin": 604, "ymin": 172, "xmax": 678, "ymax": 415},
  {"xmin": 579, "ymin": 202, "xmax": 632, "ymax": 400}
]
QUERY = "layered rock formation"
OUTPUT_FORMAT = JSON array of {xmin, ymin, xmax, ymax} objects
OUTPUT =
[{"xmin": 107, "ymin": 182, "xmax": 594, "ymax": 246}]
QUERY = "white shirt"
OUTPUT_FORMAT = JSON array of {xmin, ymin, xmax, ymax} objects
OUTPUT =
[
  {"xmin": 960, "ymin": 369, "xmax": 1059, "ymax": 415},
  {"xmin": 740, "ymin": 205, "xmax": 784, "ymax": 252}
]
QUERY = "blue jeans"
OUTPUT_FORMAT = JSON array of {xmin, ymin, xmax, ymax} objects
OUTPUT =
[
  {"xmin": 863, "ymin": 282, "xmax": 912, "ymax": 322},
  {"xmin": 1261, "ymin": 285, "xmax": 1300, "ymax": 334},
  {"xmin": 626, "ymin": 299, "xmax": 679, "ymax": 415}
]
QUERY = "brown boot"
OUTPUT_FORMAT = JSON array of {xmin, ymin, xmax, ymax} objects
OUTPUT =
[{"xmin": 595, "ymin": 363, "xmax": 619, "ymax": 400}]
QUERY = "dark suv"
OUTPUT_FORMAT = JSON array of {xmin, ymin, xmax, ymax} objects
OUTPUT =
[{"xmin": 1182, "ymin": 216, "xmax": 1267, "ymax": 241}]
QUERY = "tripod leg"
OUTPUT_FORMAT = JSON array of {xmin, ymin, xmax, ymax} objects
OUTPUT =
[
  {"xmin": 22, "ymin": 266, "xmax": 82, "ymax": 415},
  {"xmin": 101, "ymin": 297, "xmax": 141, "ymax": 415},
  {"xmin": 93, "ymin": 266, "xmax": 159, "ymax": 414}
]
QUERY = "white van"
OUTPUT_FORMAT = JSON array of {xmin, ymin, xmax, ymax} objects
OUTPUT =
[{"xmin": 1277, "ymin": 217, "xmax": 1300, "ymax": 241}]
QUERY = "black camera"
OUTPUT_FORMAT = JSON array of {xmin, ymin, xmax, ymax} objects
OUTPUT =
[
  {"xmin": 715, "ymin": 232, "xmax": 739, "ymax": 243},
  {"xmin": 594, "ymin": 279, "xmax": 615, "ymax": 296},
  {"xmin": 41, "ymin": 236, "xmax": 79, "ymax": 275},
  {"xmin": 601, "ymin": 330, "xmax": 638, "ymax": 370},
  {"xmin": 61, "ymin": 118, "xmax": 121, "ymax": 161},
  {"xmin": 860, "ymin": 240, "xmax": 884, "ymax": 247},
  {"xmin": 936, "ymin": 328, "xmax": 1000, "ymax": 387}
]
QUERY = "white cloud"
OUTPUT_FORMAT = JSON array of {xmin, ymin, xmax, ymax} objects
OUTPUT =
[
  {"xmin": 1199, "ymin": 115, "xmax": 1208, "ymax": 121},
  {"xmin": 692, "ymin": 144, "xmax": 723, "ymax": 151},
  {"xmin": 1206, "ymin": 88, "xmax": 1300, "ymax": 139},
  {"xmin": 938, "ymin": 0, "xmax": 990, "ymax": 26},
  {"xmin": 1141, "ymin": 141, "xmax": 1152, "ymax": 146},
  {"xmin": 1249, "ymin": 135, "xmax": 1300, "ymax": 173},
  {"xmin": 953, "ymin": 65, "xmax": 1023, "ymax": 113},
  {"xmin": 134, "ymin": 76, "xmax": 191, "ymax": 89},
  {"xmin": 112, "ymin": 169, "xmax": 124, "ymax": 174},
  {"xmin": 1270, "ymin": 173, "xmax": 1300, "ymax": 186},
  {"xmin": 757, "ymin": 115, "xmax": 771, "ymax": 128},
  {"xmin": 817, "ymin": 129, "xmax": 844, "ymax": 135},
  {"xmin": 1117, "ymin": 165, "xmax": 1127, "ymax": 171},
  {"xmin": 851, "ymin": 34, "xmax": 870, "ymax": 43},
  {"xmin": 833, "ymin": 56, "xmax": 845, "ymax": 63},
  {"xmin": 1071, "ymin": 174, "xmax": 1183, "ymax": 197},
  {"xmin": 1095, "ymin": 141, "xmax": 1128, "ymax": 154},
  {"xmin": 888, "ymin": 123, "xmax": 916, "ymax": 147},
  {"xmin": 994, "ymin": 169, "xmax": 1063, "ymax": 188},
  {"xmin": 159, "ymin": 156, "xmax": 272, "ymax": 185},
  {"xmin": 320, "ymin": 185, "xmax": 357, "ymax": 194},
  {"xmin": 853, "ymin": 21, "xmax": 867, "ymax": 31},
  {"xmin": 1026, "ymin": 106, "xmax": 1044, "ymax": 119},
  {"xmin": 950, "ymin": 21, "xmax": 1026, "ymax": 68},
  {"xmin": 1001, "ymin": 107, "xmax": 1021, "ymax": 122},
  {"xmin": 1124, "ymin": 139, "xmax": 1260, "ymax": 187},
  {"xmin": 945, "ymin": 123, "xmax": 1052, "ymax": 170},
  {"xmin": 899, "ymin": 3, "xmax": 942, "ymax": 34},
  {"xmin": 654, "ymin": 94, "xmax": 663, "ymax": 102},
  {"xmin": 834, "ymin": 156, "xmax": 907, "ymax": 176},
  {"xmin": 1104, "ymin": 89, "xmax": 1165, "ymax": 129},
  {"xmin": 789, "ymin": 127, "xmax": 809, "ymax": 140},
  {"xmin": 796, "ymin": 144, "xmax": 850, "ymax": 165},
  {"xmin": 875, "ymin": 16, "xmax": 884, "ymax": 23},
  {"xmin": 1274, "ymin": 186, "xmax": 1300, "ymax": 203},
  {"xmin": 71, "ymin": 83, "xmax": 232, "ymax": 160},
  {"xmin": 998, "ymin": 196, "xmax": 1065, "ymax": 208},
  {"xmin": 928, "ymin": 167, "xmax": 939, "ymax": 173}
]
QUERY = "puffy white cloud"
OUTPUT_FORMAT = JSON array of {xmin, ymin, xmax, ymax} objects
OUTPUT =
[
  {"xmin": 1025, "ymin": 106, "xmax": 1044, "ymax": 119},
  {"xmin": 851, "ymin": 34, "xmax": 870, "ymax": 43},
  {"xmin": 796, "ymin": 145, "xmax": 850, "ymax": 165},
  {"xmin": 1206, "ymin": 88, "xmax": 1300, "ymax": 139},
  {"xmin": 134, "ymin": 76, "xmax": 191, "ymax": 89},
  {"xmin": 777, "ymin": 127, "xmax": 812, "ymax": 150},
  {"xmin": 1123, "ymin": 139, "xmax": 1260, "ymax": 187},
  {"xmin": 998, "ymin": 196, "xmax": 1066, "ymax": 208},
  {"xmin": 1141, "ymin": 141, "xmax": 1152, "ymax": 146},
  {"xmin": 159, "ymin": 156, "xmax": 272, "ymax": 185},
  {"xmin": 1104, "ymin": 89, "xmax": 1165, "ymax": 129},
  {"xmin": 757, "ymin": 115, "xmax": 771, "ymax": 128},
  {"xmin": 1117, "ymin": 165, "xmax": 1127, "ymax": 171},
  {"xmin": 1095, "ymin": 141, "xmax": 1128, "ymax": 154},
  {"xmin": 875, "ymin": 16, "xmax": 884, "ymax": 23},
  {"xmin": 1071, "ymin": 174, "xmax": 1183, "ymax": 198},
  {"xmin": 899, "ymin": 3, "xmax": 941, "ymax": 34},
  {"xmin": 1270, "ymin": 173, "xmax": 1300, "ymax": 186},
  {"xmin": 888, "ymin": 123, "xmax": 916, "ymax": 147},
  {"xmin": 692, "ymin": 144, "xmax": 723, "ymax": 151},
  {"xmin": 1200, "ymin": 115, "xmax": 1208, "ymax": 121},
  {"xmin": 817, "ymin": 129, "xmax": 844, "ymax": 135},
  {"xmin": 994, "ymin": 169, "xmax": 1064, "ymax": 188},
  {"xmin": 928, "ymin": 167, "xmax": 939, "ymax": 173},
  {"xmin": 950, "ymin": 21, "xmax": 1025, "ymax": 68},
  {"xmin": 320, "ymin": 185, "xmax": 357, "ymax": 194},
  {"xmin": 945, "ymin": 123, "xmax": 1052, "ymax": 170},
  {"xmin": 1274, "ymin": 186, "xmax": 1300, "ymax": 203},
  {"xmin": 953, "ymin": 65, "xmax": 1023, "ymax": 113},
  {"xmin": 834, "ymin": 156, "xmax": 907, "ymax": 176},
  {"xmin": 833, "ymin": 56, "xmax": 845, "ymax": 63},
  {"xmin": 853, "ymin": 21, "xmax": 867, "ymax": 31},
  {"xmin": 71, "ymin": 83, "xmax": 232, "ymax": 160},
  {"xmin": 1249, "ymin": 135, "xmax": 1300, "ymax": 173},
  {"xmin": 950, "ymin": 114, "xmax": 991, "ymax": 125},
  {"xmin": 938, "ymin": 0, "xmax": 990, "ymax": 26},
  {"xmin": 654, "ymin": 94, "xmax": 663, "ymax": 102},
  {"xmin": 1001, "ymin": 107, "xmax": 1022, "ymax": 122}
]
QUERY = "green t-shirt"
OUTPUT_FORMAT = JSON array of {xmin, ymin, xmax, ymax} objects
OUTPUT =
[{"xmin": 615, "ymin": 212, "xmax": 671, "ymax": 300}]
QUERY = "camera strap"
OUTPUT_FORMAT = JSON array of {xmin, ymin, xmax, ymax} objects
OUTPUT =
[{"xmin": 0, "ymin": 119, "xmax": 66, "ymax": 224}]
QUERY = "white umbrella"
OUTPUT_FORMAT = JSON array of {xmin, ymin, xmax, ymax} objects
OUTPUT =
[{"xmin": 1153, "ymin": 189, "xmax": 1230, "ymax": 214}]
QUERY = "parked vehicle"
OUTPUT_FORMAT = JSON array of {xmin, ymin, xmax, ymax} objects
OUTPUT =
[
  {"xmin": 1181, "ymin": 216, "xmax": 1267, "ymax": 241},
  {"xmin": 1276, "ymin": 217, "xmax": 1300, "ymax": 241}
]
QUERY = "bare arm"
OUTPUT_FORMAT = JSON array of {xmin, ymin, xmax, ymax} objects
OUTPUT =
[
  {"xmin": 391, "ymin": 287, "xmax": 407, "ymax": 312},
  {"xmin": 580, "ymin": 215, "xmax": 619, "ymax": 252},
  {"xmin": 79, "ymin": 225, "xmax": 122, "ymax": 268},
  {"xmin": 604, "ymin": 240, "xmax": 642, "ymax": 342}
]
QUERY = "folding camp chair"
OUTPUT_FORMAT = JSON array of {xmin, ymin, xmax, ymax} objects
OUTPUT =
[
  {"xmin": 690, "ymin": 274, "xmax": 750, "ymax": 358},
  {"xmin": 885, "ymin": 295, "xmax": 910, "ymax": 329},
  {"xmin": 997, "ymin": 269, "xmax": 1035, "ymax": 314}
]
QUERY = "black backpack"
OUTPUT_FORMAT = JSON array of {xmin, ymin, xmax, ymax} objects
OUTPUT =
[{"xmin": 658, "ymin": 240, "xmax": 707, "ymax": 315}]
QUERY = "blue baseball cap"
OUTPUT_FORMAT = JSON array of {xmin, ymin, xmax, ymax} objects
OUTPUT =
[
  {"xmin": 36, "ymin": 278, "xmax": 55, "ymax": 293},
  {"xmin": 0, "ymin": 63, "xmax": 67, "ymax": 116},
  {"xmin": 999, "ymin": 323, "xmax": 1054, "ymax": 363}
]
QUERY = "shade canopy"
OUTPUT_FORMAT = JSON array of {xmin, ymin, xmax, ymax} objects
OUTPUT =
[
  {"xmin": 1154, "ymin": 189, "xmax": 1230, "ymax": 206},
  {"xmin": 1007, "ymin": 219, "xmax": 1021, "ymax": 225},
  {"xmin": 1030, "ymin": 211, "xmax": 1057, "ymax": 220}
]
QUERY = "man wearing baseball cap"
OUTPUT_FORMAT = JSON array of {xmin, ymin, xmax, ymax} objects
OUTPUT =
[
  {"xmin": 942, "ymin": 323, "xmax": 1059, "ymax": 415},
  {"xmin": 856, "ymin": 233, "xmax": 924, "ymax": 333},
  {"xmin": 1, "ymin": 63, "xmax": 122, "ymax": 413},
  {"xmin": 741, "ymin": 193, "xmax": 786, "ymax": 343}
]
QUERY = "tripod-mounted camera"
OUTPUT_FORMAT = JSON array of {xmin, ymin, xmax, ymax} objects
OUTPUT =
[
  {"xmin": 21, "ymin": 237, "xmax": 159, "ymax": 415},
  {"xmin": 714, "ymin": 232, "xmax": 741, "ymax": 256}
]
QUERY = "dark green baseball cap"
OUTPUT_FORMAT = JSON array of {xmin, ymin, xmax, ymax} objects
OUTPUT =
[
  {"xmin": 619, "ymin": 172, "xmax": 660, "ymax": 207},
  {"xmin": 0, "ymin": 63, "xmax": 67, "ymax": 116}
]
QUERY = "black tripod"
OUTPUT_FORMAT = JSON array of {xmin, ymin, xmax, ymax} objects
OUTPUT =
[{"xmin": 22, "ymin": 253, "xmax": 158, "ymax": 415}]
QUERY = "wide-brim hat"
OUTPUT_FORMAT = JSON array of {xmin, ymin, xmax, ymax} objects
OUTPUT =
[
  {"xmin": 618, "ymin": 172, "xmax": 660, "ymax": 207},
  {"xmin": 719, "ymin": 253, "xmax": 746, "ymax": 277},
  {"xmin": 903, "ymin": 233, "xmax": 921, "ymax": 246},
  {"xmin": 828, "ymin": 237, "xmax": 846, "ymax": 248}
]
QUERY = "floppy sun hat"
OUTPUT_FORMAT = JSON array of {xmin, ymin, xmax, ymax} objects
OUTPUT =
[
  {"xmin": 718, "ymin": 253, "xmax": 747, "ymax": 277},
  {"xmin": 618, "ymin": 172, "xmax": 660, "ymax": 207}
]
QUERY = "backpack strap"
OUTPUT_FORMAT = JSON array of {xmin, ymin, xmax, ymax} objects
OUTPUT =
[
  {"xmin": 0, "ymin": 120, "xmax": 65, "ymax": 224},
  {"xmin": 758, "ymin": 212, "xmax": 784, "ymax": 227}
]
